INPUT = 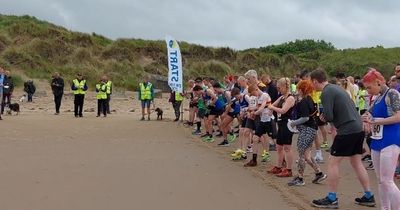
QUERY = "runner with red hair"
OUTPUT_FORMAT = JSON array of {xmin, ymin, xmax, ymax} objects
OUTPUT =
[{"xmin": 288, "ymin": 79, "xmax": 327, "ymax": 186}]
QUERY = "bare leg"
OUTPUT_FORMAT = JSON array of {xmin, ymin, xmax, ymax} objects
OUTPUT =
[
  {"xmin": 327, "ymin": 156, "xmax": 344, "ymax": 192},
  {"xmin": 349, "ymin": 154, "xmax": 371, "ymax": 192},
  {"xmin": 284, "ymin": 145, "xmax": 294, "ymax": 169},
  {"xmin": 277, "ymin": 144, "xmax": 284, "ymax": 167}
]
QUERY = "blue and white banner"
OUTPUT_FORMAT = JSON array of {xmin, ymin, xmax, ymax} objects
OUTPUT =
[{"xmin": 165, "ymin": 35, "xmax": 183, "ymax": 93}]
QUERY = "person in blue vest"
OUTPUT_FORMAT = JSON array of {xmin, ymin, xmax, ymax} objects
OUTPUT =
[
  {"xmin": 0, "ymin": 67, "xmax": 4, "ymax": 120},
  {"xmin": 1, "ymin": 70, "xmax": 14, "ymax": 115},
  {"xmin": 71, "ymin": 73, "xmax": 88, "ymax": 118},
  {"xmin": 138, "ymin": 79, "xmax": 154, "ymax": 121},
  {"xmin": 362, "ymin": 69, "xmax": 400, "ymax": 210}
]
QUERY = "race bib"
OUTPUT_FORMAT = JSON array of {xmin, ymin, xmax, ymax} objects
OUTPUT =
[{"xmin": 371, "ymin": 124, "xmax": 383, "ymax": 140}]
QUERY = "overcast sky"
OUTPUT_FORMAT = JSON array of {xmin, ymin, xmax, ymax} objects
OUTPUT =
[{"xmin": 1, "ymin": 0, "xmax": 399, "ymax": 50}]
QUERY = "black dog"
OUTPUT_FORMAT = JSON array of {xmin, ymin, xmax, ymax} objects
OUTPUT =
[
  {"xmin": 7, "ymin": 103, "xmax": 20, "ymax": 115},
  {"xmin": 155, "ymin": 107, "xmax": 163, "ymax": 120}
]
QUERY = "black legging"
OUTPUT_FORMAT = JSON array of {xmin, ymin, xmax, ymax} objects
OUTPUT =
[
  {"xmin": 1, "ymin": 93, "xmax": 11, "ymax": 114},
  {"xmin": 74, "ymin": 94, "xmax": 85, "ymax": 116},
  {"xmin": 54, "ymin": 94, "xmax": 63, "ymax": 113},
  {"xmin": 97, "ymin": 99, "xmax": 107, "ymax": 116}
]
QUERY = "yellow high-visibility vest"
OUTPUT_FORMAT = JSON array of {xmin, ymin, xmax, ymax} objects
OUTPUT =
[
  {"xmin": 96, "ymin": 83, "xmax": 107, "ymax": 99},
  {"xmin": 72, "ymin": 79, "xmax": 86, "ymax": 95},
  {"xmin": 140, "ymin": 83, "xmax": 152, "ymax": 100},
  {"xmin": 106, "ymin": 81, "xmax": 112, "ymax": 95},
  {"xmin": 175, "ymin": 92, "xmax": 183, "ymax": 101}
]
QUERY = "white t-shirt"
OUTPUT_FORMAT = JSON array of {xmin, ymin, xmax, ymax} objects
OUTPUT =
[
  {"xmin": 247, "ymin": 95, "xmax": 258, "ymax": 111},
  {"xmin": 256, "ymin": 92, "xmax": 272, "ymax": 122}
]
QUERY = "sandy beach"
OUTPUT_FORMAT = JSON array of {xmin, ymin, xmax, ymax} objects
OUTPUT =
[{"xmin": 0, "ymin": 91, "xmax": 390, "ymax": 210}]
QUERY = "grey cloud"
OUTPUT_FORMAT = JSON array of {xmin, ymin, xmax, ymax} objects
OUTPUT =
[{"xmin": 0, "ymin": 0, "xmax": 399, "ymax": 49}]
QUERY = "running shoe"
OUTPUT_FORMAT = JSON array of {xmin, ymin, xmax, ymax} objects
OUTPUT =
[
  {"xmin": 355, "ymin": 195, "xmax": 376, "ymax": 207},
  {"xmin": 201, "ymin": 133, "xmax": 210, "ymax": 138},
  {"xmin": 231, "ymin": 149, "xmax": 245, "ymax": 157},
  {"xmin": 232, "ymin": 154, "xmax": 247, "ymax": 161},
  {"xmin": 244, "ymin": 160, "xmax": 257, "ymax": 167},
  {"xmin": 215, "ymin": 131, "xmax": 223, "ymax": 137},
  {"xmin": 204, "ymin": 136, "xmax": 214, "ymax": 143},
  {"xmin": 288, "ymin": 176, "xmax": 305, "ymax": 186},
  {"xmin": 314, "ymin": 156, "xmax": 325, "ymax": 164},
  {"xmin": 261, "ymin": 150, "xmax": 270, "ymax": 162},
  {"xmin": 246, "ymin": 144, "xmax": 253, "ymax": 153},
  {"xmin": 192, "ymin": 130, "xmax": 202, "ymax": 135},
  {"xmin": 227, "ymin": 133, "xmax": 237, "ymax": 143},
  {"xmin": 218, "ymin": 139, "xmax": 230, "ymax": 147},
  {"xmin": 312, "ymin": 197, "xmax": 339, "ymax": 209},
  {"xmin": 232, "ymin": 152, "xmax": 247, "ymax": 161},
  {"xmin": 362, "ymin": 154, "xmax": 372, "ymax": 162},
  {"xmin": 276, "ymin": 168, "xmax": 292, "ymax": 177},
  {"xmin": 312, "ymin": 172, "xmax": 327, "ymax": 184},
  {"xmin": 320, "ymin": 142, "xmax": 329, "ymax": 148},
  {"xmin": 366, "ymin": 162, "xmax": 374, "ymax": 170},
  {"xmin": 267, "ymin": 166, "xmax": 282, "ymax": 174}
]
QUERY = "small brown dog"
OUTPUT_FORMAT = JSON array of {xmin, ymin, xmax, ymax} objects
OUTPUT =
[{"xmin": 155, "ymin": 107, "xmax": 163, "ymax": 120}]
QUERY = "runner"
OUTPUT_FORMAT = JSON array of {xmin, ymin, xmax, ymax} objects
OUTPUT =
[
  {"xmin": 231, "ymin": 76, "xmax": 250, "ymax": 160},
  {"xmin": 244, "ymin": 85, "xmax": 272, "ymax": 167},
  {"xmin": 218, "ymin": 87, "xmax": 241, "ymax": 147},
  {"xmin": 267, "ymin": 77, "xmax": 295, "ymax": 178},
  {"xmin": 287, "ymin": 79, "xmax": 327, "ymax": 186},
  {"xmin": 362, "ymin": 69, "xmax": 400, "ymax": 210},
  {"xmin": 192, "ymin": 85, "xmax": 208, "ymax": 135},
  {"xmin": 202, "ymin": 82, "xmax": 227, "ymax": 143},
  {"xmin": 310, "ymin": 69, "xmax": 375, "ymax": 209}
]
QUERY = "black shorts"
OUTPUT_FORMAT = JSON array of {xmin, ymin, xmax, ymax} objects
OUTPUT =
[
  {"xmin": 189, "ymin": 102, "xmax": 198, "ymax": 108},
  {"xmin": 277, "ymin": 121, "xmax": 294, "ymax": 145},
  {"xmin": 197, "ymin": 108, "xmax": 207, "ymax": 119},
  {"xmin": 245, "ymin": 118, "xmax": 256, "ymax": 130},
  {"xmin": 330, "ymin": 131, "xmax": 365, "ymax": 157},
  {"xmin": 255, "ymin": 121, "xmax": 273, "ymax": 137},
  {"xmin": 241, "ymin": 117, "xmax": 248, "ymax": 128},
  {"xmin": 208, "ymin": 108, "xmax": 224, "ymax": 117},
  {"xmin": 227, "ymin": 112, "xmax": 239, "ymax": 119}
]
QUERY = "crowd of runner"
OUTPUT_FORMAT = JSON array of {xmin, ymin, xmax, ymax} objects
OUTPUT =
[{"xmin": 182, "ymin": 66, "xmax": 400, "ymax": 209}]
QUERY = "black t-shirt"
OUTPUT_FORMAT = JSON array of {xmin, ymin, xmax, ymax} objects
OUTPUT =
[
  {"xmin": 297, "ymin": 95, "xmax": 317, "ymax": 129},
  {"xmin": 265, "ymin": 81, "xmax": 279, "ymax": 102}
]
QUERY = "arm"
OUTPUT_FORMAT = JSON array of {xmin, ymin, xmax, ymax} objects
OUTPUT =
[
  {"xmin": 291, "ymin": 117, "xmax": 309, "ymax": 126},
  {"xmin": 83, "ymin": 82, "xmax": 88, "ymax": 91},
  {"xmin": 207, "ymin": 89, "xmax": 217, "ymax": 105},
  {"xmin": 255, "ymin": 94, "xmax": 271, "ymax": 115},
  {"xmin": 269, "ymin": 95, "xmax": 295, "ymax": 114},
  {"xmin": 151, "ymin": 85, "xmax": 155, "ymax": 100},
  {"xmin": 71, "ymin": 82, "xmax": 78, "ymax": 91},
  {"xmin": 321, "ymin": 91, "xmax": 334, "ymax": 122}
]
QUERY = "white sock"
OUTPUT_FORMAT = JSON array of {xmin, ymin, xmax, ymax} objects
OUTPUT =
[{"xmin": 316, "ymin": 150, "xmax": 323, "ymax": 159}]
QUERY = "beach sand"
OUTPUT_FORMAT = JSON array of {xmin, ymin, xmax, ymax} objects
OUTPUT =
[{"xmin": 0, "ymin": 90, "xmax": 390, "ymax": 210}]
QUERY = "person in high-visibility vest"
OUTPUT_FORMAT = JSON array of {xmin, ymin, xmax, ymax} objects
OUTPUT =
[
  {"xmin": 169, "ymin": 90, "xmax": 184, "ymax": 121},
  {"xmin": 71, "ymin": 73, "xmax": 88, "ymax": 117},
  {"xmin": 105, "ymin": 76, "xmax": 112, "ymax": 114},
  {"xmin": 96, "ymin": 76, "xmax": 108, "ymax": 117},
  {"xmin": 138, "ymin": 79, "xmax": 154, "ymax": 121}
]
